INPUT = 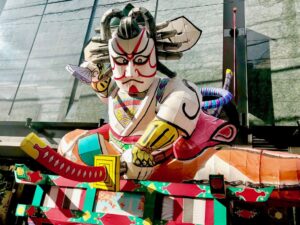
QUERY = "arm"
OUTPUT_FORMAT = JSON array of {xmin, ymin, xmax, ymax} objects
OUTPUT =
[
  {"xmin": 123, "ymin": 79, "xmax": 201, "ymax": 180},
  {"xmin": 82, "ymin": 40, "xmax": 115, "ymax": 99},
  {"xmin": 133, "ymin": 118, "xmax": 181, "ymax": 166},
  {"xmin": 122, "ymin": 117, "xmax": 182, "ymax": 180},
  {"xmin": 81, "ymin": 62, "xmax": 115, "ymax": 99}
]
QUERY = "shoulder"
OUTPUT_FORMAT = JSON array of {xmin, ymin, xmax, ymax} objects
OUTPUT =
[
  {"xmin": 157, "ymin": 78, "xmax": 202, "ymax": 136},
  {"xmin": 162, "ymin": 78, "xmax": 201, "ymax": 102}
]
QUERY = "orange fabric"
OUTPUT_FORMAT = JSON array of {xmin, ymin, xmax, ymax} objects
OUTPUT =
[
  {"xmin": 63, "ymin": 129, "xmax": 86, "ymax": 143},
  {"xmin": 216, "ymin": 148, "xmax": 300, "ymax": 185},
  {"xmin": 150, "ymin": 148, "xmax": 218, "ymax": 182},
  {"xmin": 151, "ymin": 147, "xmax": 300, "ymax": 184},
  {"xmin": 216, "ymin": 148, "xmax": 261, "ymax": 183},
  {"xmin": 60, "ymin": 130, "xmax": 300, "ymax": 186},
  {"xmin": 104, "ymin": 140, "xmax": 121, "ymax": 155},
  {"xmin": 60, "ymin": 129, "xmax": 120, "ymax": 165}
]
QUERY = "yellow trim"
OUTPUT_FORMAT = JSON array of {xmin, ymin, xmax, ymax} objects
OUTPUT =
[
  {"xmin": 143, "ymin": 218, "xmax": 153, "ymax": 225},
  {"xmin": 93, "ymin": 155, "xmax": 120, "ymax": 191},
  {"xmin": 275, "ymin": 212, "xmax": 283, "ymax": 220},
  {"xmin": 137, "ymin": 119, "xmax": 179, "ymax": 151},
  {"xmin": 20, "ymin": 133, "xmax": 47, "ymax": 159},
  {"xmin": 147, "ymin": 183, "xmax": 157, "ymax": 194},
  {"xmin": 83, "ymin": 211, "xmax": 91, "ymax": 221},
  {"xmin": 16, "ymin": 205, "xmax": 25, "ymax": 216},
  {"xmin": 94, "ymin": 78, "xmax": 110, "ymax": 92},
  {"xmin": 226, "ymin": 68, "xmax": 233, "ymax": 76},
  {"xmin": 16, "ymin": 167, "xmax": 24, "ymax": 176}
]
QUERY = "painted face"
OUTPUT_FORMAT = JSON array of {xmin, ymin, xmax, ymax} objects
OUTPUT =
[{"xmin": 109, "ymin": 28, "xmax": 157, "ymax": 94}]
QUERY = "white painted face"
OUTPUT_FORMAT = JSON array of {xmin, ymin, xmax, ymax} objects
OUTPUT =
[{"xmin": 108, "ymin": 28, "xmax": 157, "ymax": 94}]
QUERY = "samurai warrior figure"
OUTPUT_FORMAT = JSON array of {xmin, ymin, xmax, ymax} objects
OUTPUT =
[
  {"xmin": 23, "ymin": 4, "xmax": 299, "ymax": 196},
  {"xmin": 61, "ymin": 4, "xmax": 237, "ymax": 180}
]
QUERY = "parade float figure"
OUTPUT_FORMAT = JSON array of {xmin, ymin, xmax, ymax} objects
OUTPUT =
[
  {"xmin": 61, "ymin": 5, "xmax": 238, "ymax": 181},
  {"xmin": 21, "ymin": 5, "xmax": 300, "ymax": 196}
]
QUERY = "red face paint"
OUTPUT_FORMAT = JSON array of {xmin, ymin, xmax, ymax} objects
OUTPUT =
[{"xmin": 109, "ymin": 28, "xmax": 157, "ymax": 93}]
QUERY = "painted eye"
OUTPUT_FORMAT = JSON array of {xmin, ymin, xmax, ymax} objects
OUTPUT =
[
  {"xmin": 133, "ymin": 55, "xmax": 148, "ymax": 65},
  {"xmin": 114, "ymin": 57, "xmax": 128, "ymax": 65}
]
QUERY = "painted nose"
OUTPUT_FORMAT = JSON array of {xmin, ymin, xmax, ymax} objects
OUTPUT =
[{"xmin": 125, "ymin": 61, "xmax": 137, "ymax": 78}]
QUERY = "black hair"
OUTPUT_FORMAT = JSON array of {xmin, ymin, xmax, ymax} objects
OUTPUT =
[{"xmin": 117, "ymin": 17, "xmax": 141, "ymax": 39}]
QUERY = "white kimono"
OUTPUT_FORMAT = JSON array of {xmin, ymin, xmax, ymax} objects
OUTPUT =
[{"xmin": 98, "ymin": 77, "xmax": 202, "ymax": 152}]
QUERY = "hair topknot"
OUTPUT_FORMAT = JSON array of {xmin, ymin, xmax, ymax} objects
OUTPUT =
[{"xmin": 117, "ymin": 17, "xmax": 141, "ymax": 39}]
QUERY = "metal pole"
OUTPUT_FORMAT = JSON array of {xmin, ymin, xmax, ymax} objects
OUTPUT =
[
  {"xmin": 233, "ymin": 7, "xmax": 237, "ymax": 101},
  {"xmin": 154, "ymin": 0, "xmax": 159, "ymax": 22},
  {"xmin": 223, "ymin": 0, "xmax": 248, "ymax": 128}
]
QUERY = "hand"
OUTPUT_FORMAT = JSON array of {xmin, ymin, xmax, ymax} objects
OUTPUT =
[
  {"xmin": 80, "ymin": 62, "xmax": 111, "ymax": 94},
  {"xmin": 80, "ymin": 61, "xmax": 101, "ymax": 82},
  {"xmin": 121, "ymin": 148, "xmax": 155, "ymax": 180},
  {"xmin": 84, "ymin": 40, "xmax": 109, "ymax": 64},
  {"xmin": 132, "ymin": 146, "xmax": 155, "ymax": 167}
]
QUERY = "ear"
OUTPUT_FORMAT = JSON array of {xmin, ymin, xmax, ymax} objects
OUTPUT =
[{"xmin": 211, "ymin": 123, "xmax": 237, "ymax": 143}]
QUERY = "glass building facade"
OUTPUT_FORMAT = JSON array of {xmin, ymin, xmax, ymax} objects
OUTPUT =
[{"xmin": 0, "ymin": 0, "xmax": 299, "ymax": 126}]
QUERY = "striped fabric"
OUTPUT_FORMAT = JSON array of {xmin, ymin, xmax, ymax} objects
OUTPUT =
[
  {"xmin": 42, "ymin": 188, "xmax": 145, "ymax": 218},
  {"xmin": 162, "ymin": 196, "xmax": 215, "ymax": 225},
  {"xmin": 42, "ymin": 187, "xmax": 86, "ymax": 210}
]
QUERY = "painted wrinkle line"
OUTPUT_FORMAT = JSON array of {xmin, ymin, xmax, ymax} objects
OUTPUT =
[
  {"xmin": 135, "ymin": 68, "xmax": 157, "ymax": 78},
  {"xmin": 133, "ymin": 28, "xmax": 146, "ymax": 54}
]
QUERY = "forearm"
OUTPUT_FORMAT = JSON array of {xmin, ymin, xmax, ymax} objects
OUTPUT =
[
  {"xmin": 91, "ymin": 75, "xmax": 114, "ymax": 98},
  {"xmin": 132, "ymin": 118, "xmax": 181, "ymax": 167},
  {"xmin": 82, "ymin": 39, "xmax": 113, "ymax": 98},
  {"xmin": 81, "ymin": 62, "xmax": 115, "ymax": 98},
  {"xmin": 136, "ymin": 118, "xmax": 180, "ymax": 153}
]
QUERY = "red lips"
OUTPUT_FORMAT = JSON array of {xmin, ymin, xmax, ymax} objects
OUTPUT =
[{"xmin": 129, "ymin": 85, "xmax": 139, "ymax": 94}]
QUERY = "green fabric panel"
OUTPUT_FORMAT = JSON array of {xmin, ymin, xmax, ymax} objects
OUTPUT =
[
  {"xmin": 83, "ymin": 187, "xmax": 96, "ymax": 212},
  {"xmin": 110, "ymin": 132, "xmax": 133, "ymax": 151},
  {"xmin": 214, "ymin": 199, "xmax": 226, "ymax": 225},
  {"xmin": 32, "ymin": 185, "xmax": 44, "ymax": 206},
  {"xmin": 143, "ymin": 192, "xmax": 156, "ymax": 221},
  {"xmin": 78, "ymin": 133, "xmax": 101, "ymax": 166}
]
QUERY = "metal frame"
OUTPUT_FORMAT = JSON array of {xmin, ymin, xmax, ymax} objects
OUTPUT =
[
  {"xmin": 223, "ymin": 0, "xmax": 248, "ymax": 129},
  {"xmin": 0, "ymin": 118, "xmax": 299, "ymax": 158}
]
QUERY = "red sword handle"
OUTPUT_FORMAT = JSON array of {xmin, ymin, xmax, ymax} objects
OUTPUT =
[{"xmin": 20, "ymin": 133, "xmax": 107, "ymax": 182}]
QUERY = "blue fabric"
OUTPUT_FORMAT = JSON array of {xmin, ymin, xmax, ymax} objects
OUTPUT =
[
  {"xmin": 156, "ymin": 78, "xmax": 169, "ymax": 103},
  {"xmin": 78, "ymin": 133, "xmax": 102, "ymax": 166}
]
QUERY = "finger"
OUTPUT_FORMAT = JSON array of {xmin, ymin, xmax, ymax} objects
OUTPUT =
[
  {"xmin": 85, "ymin": 62, "xmax": 99, "ymax": 73},
  {"xmin": 89, "ymin": 52, "xmax": 109, "ymax": 58},
  {"xmin": 156, "ymin": 30, "xmax": 177, "ymax": 40},
  {"xmin": 91, "ymin": 36, "xmax": 107, "ymax": 43},
  {"xmin": 156, "ymin": 41, "xmax": 182, "ymax": 51},
  {"xmin": 156, "ymin": 21, "xmax": 169, "ymax": 31},
  {"xmin": 89, "ymin": 45, "xmax": 109, "ymax": 54},
  {"xmin": 157, "ymin": 51, "xmax": 183, "ymax": 60},
  {"xmin": 91, "ymin": 55, "xmax": 110, "ymax": 64},
  {"xmin": 140, "ymin": 168, "xmax": 148, "ymax": 180},
  {"xmin": 120, "ymin": 161, "xmax": 127, "ymax": 175},
  {"xmin": 140, "ymin": 167, "xmax": 153, "ymax": 180}
]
